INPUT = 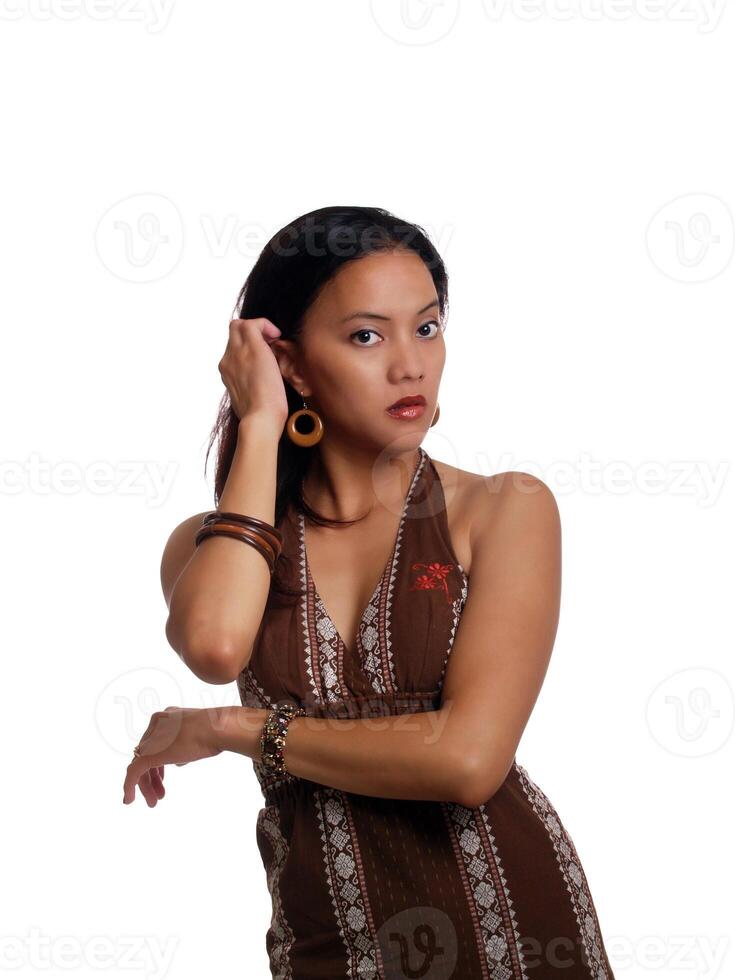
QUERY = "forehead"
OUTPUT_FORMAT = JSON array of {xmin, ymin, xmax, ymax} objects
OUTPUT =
[{"xmin": 310, "ymin": 250, "xmax": 437, "ymax": 320}]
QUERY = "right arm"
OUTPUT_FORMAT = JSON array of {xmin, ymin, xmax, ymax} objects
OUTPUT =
[
  {"xmin": 161, "ymin": 316, "xmax": 289, "ymax": 685},
  {"xmin": 161, "ymin": 413, "xmax": 282, "ymax": 685}
]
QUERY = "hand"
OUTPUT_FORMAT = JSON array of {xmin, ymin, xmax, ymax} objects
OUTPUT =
[
  {"xmin": 218, "ymin": 317, "xmax": 289, "ymax": 428},
  {"xmin": 122, "ymin": 706, "xmax": 224, "ymax": 807}
]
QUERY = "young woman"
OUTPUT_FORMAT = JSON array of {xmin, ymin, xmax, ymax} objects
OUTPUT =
[{"xmin": 123, "ymin": 206, "xmax": 616, "ymax": 978}]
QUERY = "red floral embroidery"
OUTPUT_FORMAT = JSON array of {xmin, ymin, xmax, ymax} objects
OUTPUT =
[{"xmin": 408, "ymin": 561, "xmax": 455, "ymax": 604}]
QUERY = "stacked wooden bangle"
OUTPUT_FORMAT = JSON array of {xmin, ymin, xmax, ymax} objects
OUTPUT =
[
  {"xmin": 195, "ymin": 511, "xmax": 283, "ymax": 575},
  {"xmin": 196, "ymin": 511, "xmax": 299, "ymax": 774}
]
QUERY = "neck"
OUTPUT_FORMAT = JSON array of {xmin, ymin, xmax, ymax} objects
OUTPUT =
[{"xmin": 301, "ymin": 445, "xmax": 422, "ymax": 522}]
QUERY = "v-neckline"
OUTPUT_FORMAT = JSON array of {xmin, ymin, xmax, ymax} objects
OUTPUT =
[{"xmin": 300, "ymin": 447, "xmax": 427, "ymax": 659}]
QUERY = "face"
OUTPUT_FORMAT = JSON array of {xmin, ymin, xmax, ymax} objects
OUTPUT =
[{"xmin": 277, "ymin": 248, "xmax": 446, "ymax": 450}]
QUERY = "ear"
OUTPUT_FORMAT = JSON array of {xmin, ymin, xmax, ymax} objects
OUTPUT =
[{"xmin": 269, "ymin": 338, "xmax": 313, "ymax": 398}]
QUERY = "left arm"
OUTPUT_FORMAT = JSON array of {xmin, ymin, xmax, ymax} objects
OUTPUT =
[
  {"xmin": 222, "ymin": 472, "xmax": 562, "ymax": 806},
  {"xmin": 437, "ymin": 471, "xmax": 561, "ymax": 804}
]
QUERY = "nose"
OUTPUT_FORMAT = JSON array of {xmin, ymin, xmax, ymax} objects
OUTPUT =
[{"xmin": 387, "ymin": 333, "xmax": 426, "ymax": 383}]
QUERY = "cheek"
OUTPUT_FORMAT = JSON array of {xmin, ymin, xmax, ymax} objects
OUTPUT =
[
  {"xmin": 432, "ymin": 343, "xmax": 447, "ymax": 373},
  {"xmin": 316, "ymin": 363, "xmax": 392, "ymax": 427},
  {"xmin": 319, "ymin": 349, "xmax": 378, "ymax": 396},
  {"xmin": 307, "ymin": 355, "xmax": 364, "ymax": 412}
]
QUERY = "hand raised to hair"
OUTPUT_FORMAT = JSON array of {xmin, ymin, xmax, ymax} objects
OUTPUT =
[{"xmin": 218, "ymin": 317, "xmax": 288, "ymax": 428}]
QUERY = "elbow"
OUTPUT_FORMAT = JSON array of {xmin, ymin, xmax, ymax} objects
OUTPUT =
[
  {"xmin": 182, "ymin": 648, "xmax": 240, "ymax": 685},
  {"xmin": 167, "ymin": 619, "xmax": 244, "ymax": 685},
  {"xmin": 453, "ymin": 754, "xmax": 503, "ymax": 809}
]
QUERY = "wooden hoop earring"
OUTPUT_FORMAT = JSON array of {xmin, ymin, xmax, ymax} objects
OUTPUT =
[
  {"xmin": 430, "ymin": 403, "xmax": 440, "ymax": 427},
  {"xmin": 286, "ymin": 391, "xmax": 324, "ymax": 446}
]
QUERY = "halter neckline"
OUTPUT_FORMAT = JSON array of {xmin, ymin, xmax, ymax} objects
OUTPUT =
[{"xmin": 299, "ymin": 447, "xmax": 427, "ymax": 659}]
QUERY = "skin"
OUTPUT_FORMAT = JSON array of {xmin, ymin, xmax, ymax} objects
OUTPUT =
[
  {"xmin": 123, "ymin": 248, "xmax": 561, "ymax": 809},
  {"xmin": 275, "ymin": 248, "xmax": 452, "ymax": 658}
]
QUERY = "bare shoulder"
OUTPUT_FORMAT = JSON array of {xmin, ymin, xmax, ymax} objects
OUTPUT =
[
  {"xmin": 431, "ymin": 459, "xmax": 559, "ymax": 577},
  {"xmin": 160, "ymin": 510, "xmax": 210, "ymax": 609},
  {"xmin": 470, "ymin": 471, "xmax": 560, "ymax": 569}
]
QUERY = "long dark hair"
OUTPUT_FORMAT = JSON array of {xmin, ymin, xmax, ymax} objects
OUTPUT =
[{"xmin": 204, "ymin": 205, "xmax": 448, "ymax": 598}]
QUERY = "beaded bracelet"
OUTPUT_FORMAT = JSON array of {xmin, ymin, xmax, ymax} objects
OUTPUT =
[{"xmin": 260, "ymin": 702, "xmax": 307, "ymax": 776}]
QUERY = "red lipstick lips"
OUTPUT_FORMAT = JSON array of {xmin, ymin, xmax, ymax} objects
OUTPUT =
[
  {"xmin": 387, "ymin": 394, "xmax": 426, "ymax": 410},
  {"xmin": 386, "ymin": 394, "xmax": 427, "ymax": 420}
]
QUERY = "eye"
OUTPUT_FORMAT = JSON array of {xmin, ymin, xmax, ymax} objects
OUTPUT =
[
  {"xmin": 349, "ymin": 328, "xmax": 382, "ymax": 347},
  {"xmin": 417, "ymin": 319, "xmax": 442, "ymax": 338},
  {"xmin": 349, "ymin": 320, "xmax": 443, "ymax": 347}
]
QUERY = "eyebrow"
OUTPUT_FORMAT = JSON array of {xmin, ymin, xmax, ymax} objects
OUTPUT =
[{"xmin": 339, "ymin": 299, "xmax": 439, "ymax": 324}]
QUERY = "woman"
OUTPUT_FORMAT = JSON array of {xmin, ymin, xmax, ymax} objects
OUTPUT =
[{"xmin": 123, "ymin": 206, "xmax": 616, "ymax": 978}]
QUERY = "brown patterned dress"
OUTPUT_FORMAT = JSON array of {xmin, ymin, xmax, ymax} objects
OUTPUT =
[{"xmin": 237, "ymin": 446, "xmax": 616, "ymax": 979}]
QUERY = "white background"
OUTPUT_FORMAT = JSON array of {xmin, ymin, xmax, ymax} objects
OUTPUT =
[{"xmin": 1, "ymin": 1, "xmax": 733, "ymax": 978}]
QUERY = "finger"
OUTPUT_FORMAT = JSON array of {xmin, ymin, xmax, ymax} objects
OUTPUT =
[
  {"xmin": 124, "ymin": 755, "xmax": 160, "ymax": 804},
  {"xmin": 237, "ymin": 317, "xmax": 280, "ymax": 344},
  {"xmin": 149, "ymin": 767, "xmax": 166, "ymax": 800},
  {"xmin": 228, "ymin": 320, "xmax": 247, "ymax": 346},
  {"xmin": 138, "ymin": 769, "xmax": 158, "ymax": 808},
  {"xmin": 123, "ymin": 759, "xmax": 139, "ymax": 803}
]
